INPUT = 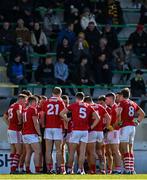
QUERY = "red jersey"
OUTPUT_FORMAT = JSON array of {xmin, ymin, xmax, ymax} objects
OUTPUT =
[
  {"xmin": 118, "ymin": 99, "xmax": 140, "ymax": 127},
  {"xmin": 8, "ymin": 103, "xmax": 22, "ymax": 131},
  {"xmin": 22, "ymin": 106, "xmax": 38, "ymax": 135},
  {"xmin": 43, "ymin": 97, "xmax": 65, "ymax": 128},
  {"xmin": 110, "ymin": 103, "xmax": 119, "ymax": 130},
  {"xmin": 90, "ymin": 104, "xmax": 107, "ymax": 131},
  {"xmin": 67, "ymin": 102, "xmax": 94, "ymax": 131}
]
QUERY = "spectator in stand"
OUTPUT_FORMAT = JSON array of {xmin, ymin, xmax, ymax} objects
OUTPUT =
[
  {"xmin": 57, "ymin": 22, "xmax": 76, "ymax": 47},
  {"xmin": 139, "ymin": 0, "xmax": 147, "ymax": 24},
  {"xmin": 35, "ymin": 56, "xmax": 55, "ymax": 95},
  {"xmin": 72, "ymin": 32, "xmax": 91, "ymax": 65},
  {"xmin": 80, "ymin": 7, "xmax": 97, "ymax": 30},
  {"xmin": 113, "ymin": 41, "xmax": 133, "ymax": 71},
  {"xmin": 70, "ymin": 6, "xmax": 82, "ymax": 35},
  {"xmin": 130, "ymin": 69, "xmax": 146, "ymax": 97},
  {"xmin": 43, "ymin": 9, "xmax": 62, "ymax": 38},
  {"xmin": 97, "ymin": 37, "xmax": 112, "ymax": 63},
  {"xmin": 128, "ymin": 24, "xmax": 147, "ymax": 65},
  {"xmin": 113, "ymin": 41, "xmax": 133, "ymax": 82},
  {"xmin": 57, "ymin": 37, "xmax": 73, "ymax": 65},
  {"xmin": 94, "ymin": 53, "xmax": 112, "ymax": 85},
  {"xmin": 102, "ymin": 24, "xmax": 119, "ymax": 51},
  {"xmin": 55, "ymin": 54, "xmax": 74, "ymax": 95},
  {"xmin": 89, "ymin": 0, "xmax": 106, "ymax": 24},
  {"xmin": 16, "ymin": 18, "xmax": 31, "ymax": 45},
  {"xmin": 0, "ymin": 21, "xmax": 16, "ymax": 54},
  {"xmin": 76, "ymin": 56, "xmax": 94, "ymax": 96},
  {"xmin": 31, "ymin": 22, "xmax": 48, "ymax": 54},
  {"xmin": 17, "ymin": 0, "xmax": 34, "ymax": 25},
  {"xmin": 105, "ymin": 0, "xmax": 124, "ymax": 33},
  {"xmin": 7, "ymin": 54, "xmax": 27, "ymax": 85},
  {"xmin": 85, "ymin": 21, "xmax": 101, "ymax": 60},
  {"xmin": 10, "ymin": 38, "xmax": 27, "ymax": 64}
]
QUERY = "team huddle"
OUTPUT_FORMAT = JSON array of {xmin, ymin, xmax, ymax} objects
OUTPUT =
[{"xmin": 3, "ymin": 87, "xmax": 145, "ymax": 175}]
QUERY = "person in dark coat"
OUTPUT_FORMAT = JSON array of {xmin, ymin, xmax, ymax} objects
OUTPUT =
[
  {"xmin": 128, "ymin": 24, "xmax": 147, "ymax": 64},
  {"xmin": 85, "ymin": 21, "xmax": 101, "ymax": 60},
  {"xmin": 35, "ymin": 56, "xmax": 55, "ymax": 95},
  {"xmin": 130, "ymin": 69, "xmax": 146, "ymax": 97},
  {"xmin": 102, "ymin": 24, "xmax": 119, "ymax": 51},
  {"xmin": 76, "ymin": 56, "xmax": 95, "ymax": 96}
]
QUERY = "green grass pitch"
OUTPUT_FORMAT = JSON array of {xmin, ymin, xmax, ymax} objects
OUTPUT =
[{"xmin": 1, "ymin": 175, "xmax": 147, "ymax": 180}]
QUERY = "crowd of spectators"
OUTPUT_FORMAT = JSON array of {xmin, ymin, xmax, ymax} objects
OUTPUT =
[{"xmin": 0, "ymin": 0, "xmax": 146, "ymax": 96}]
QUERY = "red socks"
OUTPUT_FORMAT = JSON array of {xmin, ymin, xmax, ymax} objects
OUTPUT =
[
  {"xmin": 11, "ymin": 154, "xmax": 20, "ymax": 172},
  {"xmin": 123, "ymin": 153, "xmax": 135, "ymax": 172}
]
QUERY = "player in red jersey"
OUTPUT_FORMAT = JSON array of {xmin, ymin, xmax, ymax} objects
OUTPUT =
[
  {"xmin": 98, "ymin": 95, "xmax": 113, "ymax": 174},
  {"xmin": 61, "ymin": 95, "xmax": 70, "ymax": 173},
  {"xmin": 6, "ymin": 94, "xmax": 27, "ymax": 174},
  {"xmin": 60, "ymin": 92, "xmax": 99, "ymax": 174},
  {"xmin": 18, "ymin": 90, "xmax": 32, "ymax": 173},
  {"xmin": 43, "ymin": 87, "xmax": 65, "ymax": 174},
  {"xmin": 105, "ymin": 93, "xmax": 122, "ymax": 174},
  {"xmin": 84, "ymin": 96, "xmax": 111, "ymax": 174},
  {"xmin": 117, "ymin": 88, "xmax": 145, "ymax": 174},
  {"xmin": 22, "ymin": 96, "xmax": 42, "ymax": 173}
]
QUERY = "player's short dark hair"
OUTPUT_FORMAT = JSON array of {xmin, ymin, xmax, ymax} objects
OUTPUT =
[
  {"xmin": 52, "ymin": 87, "xmax": 62, "ymax": 95},
  {"xmin": 41, "ymin": 95, "xmax": 47, "ymax": 100},
  {"xmin": 18, "ymin": 94, "xmax": 28, "ymax": 100},
  {"xmin": 34, "ymin": 94, "xmax": 41, "ymax": 101},
  {"xmin": 28, "ymin": 96, "xmax": 37, "ymax": 104},
  {"xmin": 115, "ymin": 91, "xmax": 121, "ymax": 95},
  {"xmin": 75, "ymin": 92, "xmax": 85, "ymax": 100},
  {"xmin": 62, "ymin": 95, "xmax": 69, "ymax": 101},
  {"xmin": 106, "ymin": 92, "xmax": 116, "ymax": 100},
  {"xmin": 98, "ymin": 95, "xmax": 106, "ymax": 102},
  {"xmin": 20, "ymin": 90, "xmax": 32, "ymax": 97},
  {"xmin": 120, "ymin": 88, "xmax": 130, "ymax": 99},
  {"xmin": 84, "ymin": 96, "xmax": 92, "ymax": 103}
]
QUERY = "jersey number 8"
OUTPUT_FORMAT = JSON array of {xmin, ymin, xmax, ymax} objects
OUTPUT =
[{"xmin": 128, "ymin": 106, "xmax": 135, "ymax": 117}]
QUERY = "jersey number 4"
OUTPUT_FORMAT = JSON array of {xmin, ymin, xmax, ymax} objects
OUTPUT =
[{"xmin": 47, "ymin": 104, "xmax": 59, "ymax": 115}]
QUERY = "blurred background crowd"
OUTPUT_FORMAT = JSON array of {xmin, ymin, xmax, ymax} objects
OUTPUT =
[{"xmin": 0, "ymin": 0, "xmax": 147, "ymax": 97}]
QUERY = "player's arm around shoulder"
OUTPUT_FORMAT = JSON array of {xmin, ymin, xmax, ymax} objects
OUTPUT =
[
  {"xmin": 137, "ymin": 105, "xmax": 145, "ymax": 124},
  {"xmin": 91, "ymin": 107, "xmax": 100, "ymax": 130},
  {"xmin": 2, "ymin": 112, "xmax": 9, "ymax": 126},
  {"xmin": 59, "ymin": 107, "xmax": 69, "ymax": 122},
  {"xmin": 33, "ymin": 108, "xmax": 41, "ymax": 136}
]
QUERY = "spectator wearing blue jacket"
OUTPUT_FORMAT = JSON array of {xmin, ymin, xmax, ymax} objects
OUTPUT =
[
  {"xmin": 57, "ymin": 23, "xmax": 76, "ymax": 47},
  {"xmin": 55, "ymin": 54, "xmax": 75, "ymax": 95},
  {"xmin": 7, "ymin": 54, "xmax": 27, "ymax": 85}
]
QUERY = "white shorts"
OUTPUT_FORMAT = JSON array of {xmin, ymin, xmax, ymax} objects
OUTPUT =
[
  {"xmin": 107, "ymin": 130, "xmax": 120, "ymax": 144},
  {"xmin": 69, "ymin": 130, "xmax": 88, "ymax": 144},
  {"xmin": 7, "ymin": 130, "xmax": 22, "ymax": 144},
  {"xmin": 44, "ymin": 128, "xmax": 63, "ymax": 140},
  {"xmin": 88, "ymin": 131, "xmax": 104, "ymax": 143},
  {"xmin": 66, "ymin": 132, "xmax": 72, "ymax": 143},
  {"xmin": 22, "ymin": 134, "xmax": 40, "ymax": 144},
  {"xmin": 120, "ymin": 126, "xmax": 136, "ymax": 144}
]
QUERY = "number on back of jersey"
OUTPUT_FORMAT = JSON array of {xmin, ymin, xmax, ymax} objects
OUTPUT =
[
  {"xmin": 47, "ymin": 104, "xmax": 59, "ymax": 115},
  {"xmin": 128, "ymin": 106, "xmax": 135, "ymax": 117},
  {"xmin": 79, "ymin": 107, "xmax": 87, "ymax": 119},
  {"xmin": 8, "ymin": 108, "xmax": 13, "ymax": 119}
]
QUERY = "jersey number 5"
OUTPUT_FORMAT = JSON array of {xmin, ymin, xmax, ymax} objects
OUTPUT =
[
  {"xmin": 79, "ymin": 107, "xmax": 87, "ymax": 119},
  {"xmin": 47, "ymin": 104, "xmax": 59, "ymax": 115}
]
